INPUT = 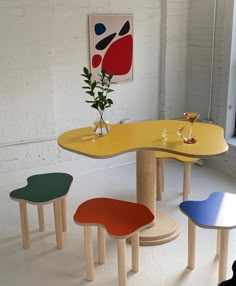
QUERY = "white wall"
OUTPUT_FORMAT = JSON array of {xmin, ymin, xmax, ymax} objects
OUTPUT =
[
  {"xmin": 185, "ymin": 0, "xmax": 215, "ymax": 119},
  {"xmin": 1, "ymin": 0, "xmax": 235, "ymax": 178},
  {"xmin": 160, "ymin": 0, "xmax": 189, "ymax": 119},
  {"xmin": 0, "ymin": 0, "xmax": 161, "ymax": 173},
  {"xmin": 204, "ymin": 0, "xmax": 236, "ymax": 176}
]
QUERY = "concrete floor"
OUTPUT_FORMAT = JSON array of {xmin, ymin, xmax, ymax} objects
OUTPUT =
[{"xmin": 1, "ymin": 159, "xmax": 236, "ymax": 286}]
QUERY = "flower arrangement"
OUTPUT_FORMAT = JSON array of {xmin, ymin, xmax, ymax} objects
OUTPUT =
[{"xmin": 81, "ymin": 67, "xmax": 114, "ymax": 135}]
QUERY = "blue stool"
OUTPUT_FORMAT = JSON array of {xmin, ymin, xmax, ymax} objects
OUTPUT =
[{"xmin": 179, "ymin": 192, "xmax": 236, "ymax": 284}]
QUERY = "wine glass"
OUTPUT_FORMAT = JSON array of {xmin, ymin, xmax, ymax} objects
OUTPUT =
[{"xmin": 162, "ymin": 125, "xmax": 187, "ymax": 140}]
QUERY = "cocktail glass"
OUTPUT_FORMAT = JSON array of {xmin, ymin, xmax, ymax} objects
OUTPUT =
[{"xmin": 182, "ymin": 112, "xmax": 200, "ymax": 143}]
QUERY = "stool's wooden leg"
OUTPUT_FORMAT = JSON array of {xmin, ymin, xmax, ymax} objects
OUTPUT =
[
  {"xmin": 98, "ymin": 226, "xmax": 106, "ymax": 264},
  {"xmin": 131, "ymin": 232, "xmax": 139, "ymax": 273},
  {"xmin": 218, "ymin": 229, "xmax": 229, "ymax": 284},
  {"xmin": 84, "ymin": 226, "xmax": 94, "ymax": 281},
  {"xmin": 37, "ymin": 205, "xmax": 45, "ymax": 232},
  {"xmin": 156, "ymin": 158, "xmax": 164, "ymax": 201},
  {"xmin": 216, "ymin": 229, "xmax": 221, "ymax": 257},
  {"xmin": 19, "ymin": 201, "xmax": 30, "ymax": 249},
  {"xmin": 117, "ymin": 238, "xmax": 127, "ymax": 286},
  {"xmin": 53, "ymin": 200, "xmax": 63, "ymax": 249},
  {"xmin": 61, "ymin": 198, "xmax": 67, "ymax": 232},
  {"xmin": 188, "ymin": 219, "xmax": 196, "ymax": 269},
  {"xmin": 183, "ymin": 163, "xmax": 191, "ymax": 201}
]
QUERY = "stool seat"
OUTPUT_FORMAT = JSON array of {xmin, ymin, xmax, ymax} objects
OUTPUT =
[
  {"xmin": 74, "ymin": 198, "xmax": 154, "ymax": 286},
  {"xmin": 156, "ymin": 151, "xmax": 199, "ymax": 201},
  {"xmin": 10, "ymin": 173, "xmax": 73, "ymax": 203},
  {"xmin": 179, "ymin": 192, "xmax": 236, "ymax": 284},
  {"xmin": 180, "ymin": 192, "xmax": 236, "ymax": 228},
  {"xmin": 10, "ymin": 173, "xmax": 73, "ymax": 249},
  {"xmin": 74, "ymin": 198, "xmax": 155, "ymax": 238}
]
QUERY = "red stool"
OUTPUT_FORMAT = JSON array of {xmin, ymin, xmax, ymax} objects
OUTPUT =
[{"xmin": 73, "ymin": 198, "xmax": 155, "ymax": 286}]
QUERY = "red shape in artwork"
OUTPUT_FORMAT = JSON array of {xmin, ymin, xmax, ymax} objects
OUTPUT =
[
  {"xmin": 102, "ymin": 35, "xmax": 133, "ymax": 75},
  {"xmin": 92, "ymin": 54, "xmax": 102, "ymax": 68}
]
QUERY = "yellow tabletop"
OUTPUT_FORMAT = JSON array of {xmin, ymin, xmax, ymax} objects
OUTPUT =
[
  {"xmin": 155, "ymin": 151, "xmax": 199, "ymax": 163},
  {"xmin": 58, "ymin": 120, "xmax": 228, "ymax": 159}
]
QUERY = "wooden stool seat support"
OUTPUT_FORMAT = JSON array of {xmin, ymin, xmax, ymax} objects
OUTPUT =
[
  {"xmin": 156, "ymin": 151, "xmax": 199, "ymax": 201},
  {"xmin": 73, "ymin": 198, "xmax": 155, "ymax": 286},
  {"xmin": 9, "ymin": 173, "xmax": 73, "ymax": 249},
  {"xmin": 179, "ymin": 192, "xmax": 236, "ymax": 284}
]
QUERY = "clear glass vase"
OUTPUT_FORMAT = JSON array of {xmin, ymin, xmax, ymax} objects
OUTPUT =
[{"xmin": 92, "ymin": 110, "xmax": 111, "ymax": 136}]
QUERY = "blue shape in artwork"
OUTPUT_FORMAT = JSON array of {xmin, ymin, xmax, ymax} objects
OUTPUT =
[{"xmin": 94, "ymin": 23, "xmax": 106, "ymax": 35}]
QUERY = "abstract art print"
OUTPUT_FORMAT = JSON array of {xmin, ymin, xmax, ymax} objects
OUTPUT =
[{"xmin": 89, "ymin": 14, "xmax": 133, "ymax": 83}]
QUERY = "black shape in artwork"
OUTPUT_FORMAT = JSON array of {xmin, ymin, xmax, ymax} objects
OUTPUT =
[
  {"xmin": 95, "ymin": 33, "xmax": 116, "ymax": 50},
  {"xmin": 119, "ymin": 21, "xmax": 130, "ymax": 36}
]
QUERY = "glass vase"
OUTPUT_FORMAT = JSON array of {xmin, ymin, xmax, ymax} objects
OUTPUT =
[{"xmin": 92, "ymin": 111, "xmax": 111, "ymax": 136}]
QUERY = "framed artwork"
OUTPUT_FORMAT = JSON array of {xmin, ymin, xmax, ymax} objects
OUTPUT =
[{"xmin": 89, "ymin": 14, "xmax": 133, "ymax": 83}]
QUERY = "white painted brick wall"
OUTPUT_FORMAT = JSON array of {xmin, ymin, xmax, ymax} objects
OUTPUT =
[
  {"xmin": 0, "ymin": 1, "xmax": 56, "ymax": 145},
  {"xmin": 0, "ymin": 0, "xmax": 161, "ymax": 173},
  {"xmin": 160, "ymin": 0, "xmax": 189, "ymax": 119},
  {"xmin": 0, "ymin": 0, "xmax": 234, "ymax": 177}
]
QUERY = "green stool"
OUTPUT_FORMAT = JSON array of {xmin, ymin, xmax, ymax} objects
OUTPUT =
[{"xmin": 10, "ymin": 173, "xmax": 73, "ymax": 249}]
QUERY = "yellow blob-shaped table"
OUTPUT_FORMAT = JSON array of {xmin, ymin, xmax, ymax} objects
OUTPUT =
[{"xmin": 58, "ymin": 120, "xmax": 228, "ymax": 246}]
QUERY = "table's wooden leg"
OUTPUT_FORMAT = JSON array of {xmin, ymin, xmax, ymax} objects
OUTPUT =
[
  {"xmin": 156, "ymin": 158, "xmax": 164, "ymax": 201},
  {"xmin": 136, "ymin": 151, "xmax": 180, "ymax": 246},
  {"xmin": 188, "ymin": 219, "xmax": 196, "ymax": 269},
  {"xmin": 136, "ymin": 151, "xmax": 156, "ymax": 213},
  {"xmin": 218, "ymin": 229, "xmax": 229, "ymax": 284},
  {"xmin": 183, "ymin": 163, "xmax": 191, "ymax": 201}
]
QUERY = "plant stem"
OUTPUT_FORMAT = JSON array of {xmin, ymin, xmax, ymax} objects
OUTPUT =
[{"xmin": 93, "ymin": 109, "xmax": 109, "ymax": 136}]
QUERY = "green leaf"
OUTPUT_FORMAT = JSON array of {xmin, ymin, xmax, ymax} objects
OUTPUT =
[
  {"xmin": 100, "ymin": 95, "xmax": 106, "ymax": 101},
  {"xmin": 107, "ymin": 89, "xmax": 114, "ymax": 93},
  {"xmin": 85, "ymin": 100, "xmax": 95, "ymax": 104},
  {"xmin": 91, "ymin": 103, "xmax": 99, "ymax": 109},
  {"xmin": 84, "ymin": 79, "xmax": 91, "ymax": 84},
  {"xmin": 91, "ymin": 81, "xmax": 97, "ymax": 89},
  {"xmin": 98, "ymin": 102, "xmax": 105, "ymax": 110},
  {"xmin": 106, "ymin": 99, "xmax": 113, "ymax": 104},
  {"xmin": 83, "ymin": 67, "xmax": 89, "ymax": 75},
  {"xmin": 86, "ymin": 91, "xmax": 95, "ymax": 96}
]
